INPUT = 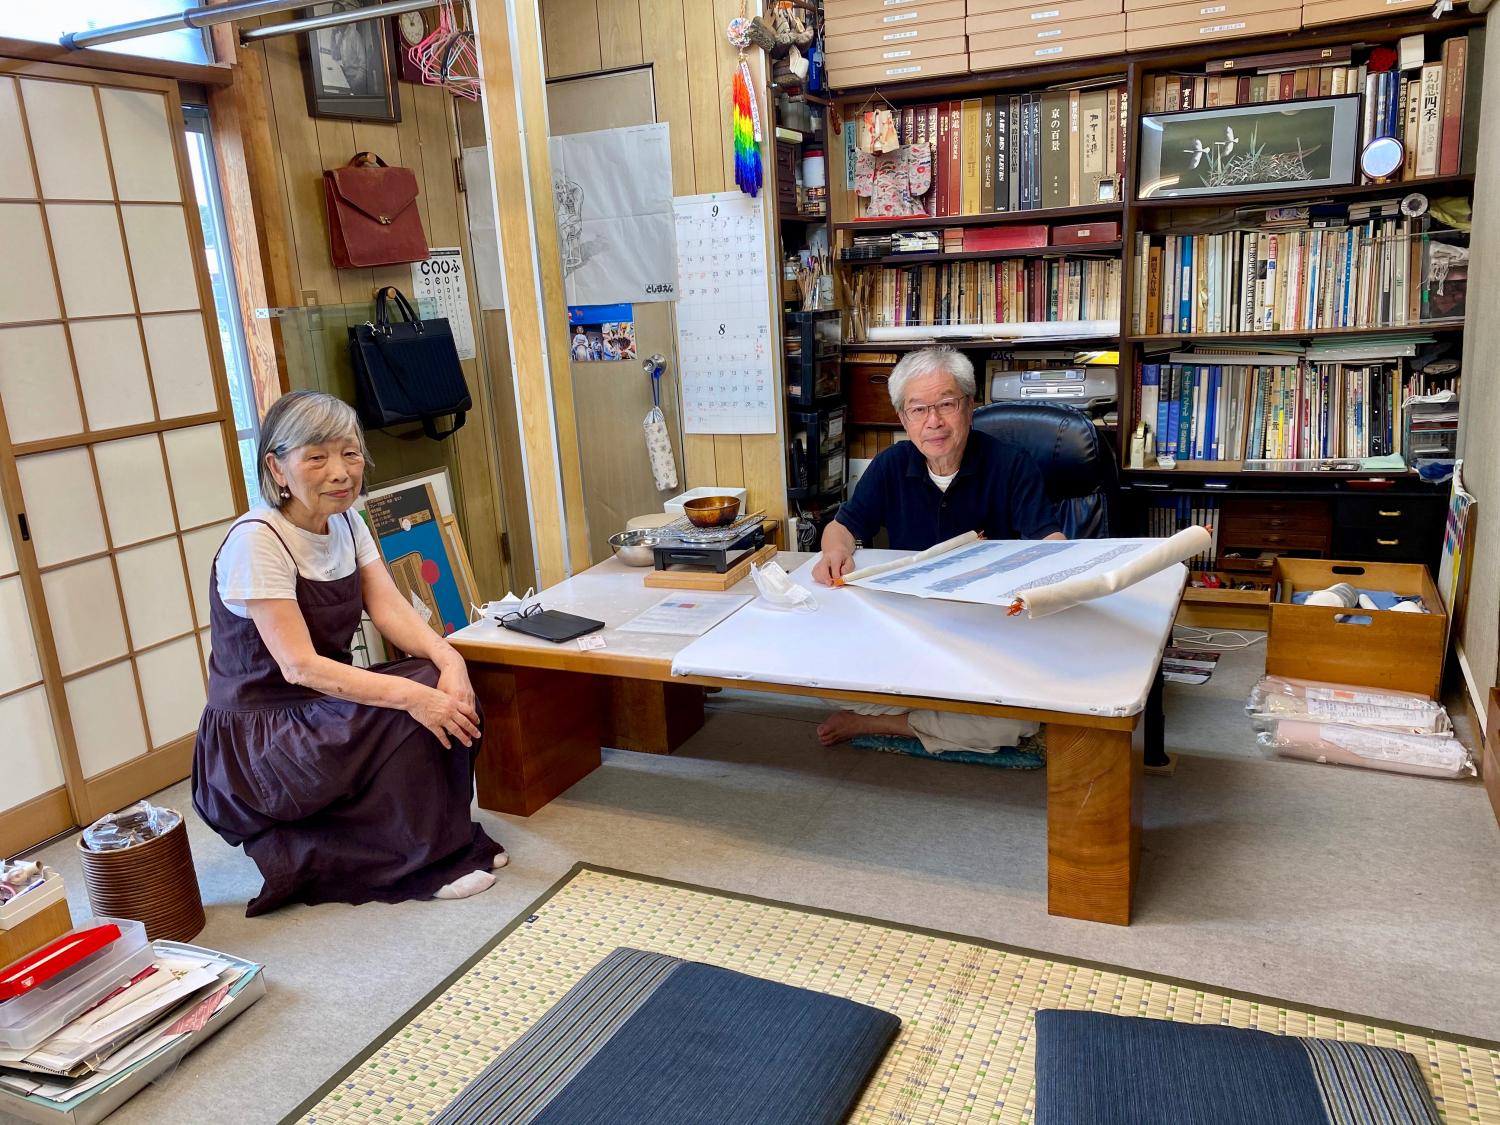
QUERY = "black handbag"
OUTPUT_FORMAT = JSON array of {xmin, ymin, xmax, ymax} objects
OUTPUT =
[{"xmin": 348, "ymin": 286, "xmax": 470, "ymax": 440}]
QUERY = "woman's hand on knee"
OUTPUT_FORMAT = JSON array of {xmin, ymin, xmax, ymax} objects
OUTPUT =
[
  {"xmin": 406, "ymin": 684, "xmax": 481, "ymax": 749},
  {"xmin": 436, "ymin": 658, "xmax": 477, "ymax": 715}
]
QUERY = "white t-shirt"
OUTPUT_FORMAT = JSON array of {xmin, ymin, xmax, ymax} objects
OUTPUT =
[
  {"xmin": 215, "ymin": 505, "xmax": 381, "ymax": 618},
  {"xmin": 928, "ymin": 468, "xmax": 959, "ymax": 493}
]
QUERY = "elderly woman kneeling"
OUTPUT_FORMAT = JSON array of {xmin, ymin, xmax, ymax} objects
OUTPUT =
[{"xmin": 192, "ymin": 391, "xmax": 503, "ymax": 916}]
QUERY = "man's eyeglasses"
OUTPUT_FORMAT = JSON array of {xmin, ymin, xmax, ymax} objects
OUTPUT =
[
  {"xmin": 900, "ymin": 396, "xmax": 968, "ymax": 424},
  {"xmin": 496, "ymin": 602, "xmax": 543, "ymax": 625}
]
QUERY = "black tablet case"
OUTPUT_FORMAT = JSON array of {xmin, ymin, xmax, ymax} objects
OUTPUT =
[{"xmin": 500, "ymin": 609, "xmax": 605, "ymax": 643}]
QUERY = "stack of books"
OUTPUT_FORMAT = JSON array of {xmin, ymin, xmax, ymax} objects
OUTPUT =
[
  {"xmin": 1135, "ymin": 340, "xmax": 1451, "ymax": 463},
  {"xmin": 1131, "ymin": 201, "xmax": 1467, "ymax": 335},
  {"xmin": 852, "ymin": 83, "xmax": 1127, "ymax": 221},
  {"xmin": 862, "ymin": 256, "xmax": 1121, "ymax": 327}
]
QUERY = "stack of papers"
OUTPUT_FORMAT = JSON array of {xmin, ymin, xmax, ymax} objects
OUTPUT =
[{"xmin": 0, "ymin": 946, "xmax": 261, "ymax": 1112}]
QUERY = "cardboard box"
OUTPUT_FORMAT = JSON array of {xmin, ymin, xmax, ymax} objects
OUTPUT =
[
  {"xmin": 1124, "ymin": 7, "xmax": 1298, "ymax": 50},
  {"xmin": 0, "ymin": 900, "xmax": 72, "ymax": 970},
  {"xmin": 970, "ymin": 32, "xmax": 1119, "ymax": 70},
  {"xmin": 1127, "ymin": 0, "xmax": 1295, "ymax": 28},
  {"xmin": 827, "ymin": 51, "xmax": 969, "ymax": 87},
  {"xmin": 969, "ymin": 13, "xmax": 1124, "ymax": 48},
  {"xmin": 1266, "ymin": 558, "xmax": 1446, "ymax": 699},
  {"xmin": 826, "ymin": 35, "xmax": 967, "ymax": 68},
  {"xmin": 1301, "ymin": 0, "xmax": 1439, "ymax": 23},
  {"xmin": 825, "ymin": 0, "xmax": 965, "ymax": 33},
  {"xmin": 1053, "ymin": 220, "xmax": 1120, "ymax": 244},
  {"xmin": 825, "ymin": 16, "xmax": 965, "ymax": 50},
  {"xmin": 966, "ymin": 0, "xmax": 1122, "ymax": 34}
]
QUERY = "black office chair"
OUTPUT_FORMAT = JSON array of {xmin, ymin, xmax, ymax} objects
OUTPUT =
[{"xmin": 970, "ymin": 401, "xmax": 1168, "ymax": 766}]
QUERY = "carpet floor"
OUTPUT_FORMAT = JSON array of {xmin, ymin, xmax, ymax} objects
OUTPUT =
[
  {"xmin": 290, "ymin": 865, "xmax": 1500, "ymax": 1125},
  {"xmin": 11, "ymin": 639, "xmax": 1500, "ymax": 1125}
]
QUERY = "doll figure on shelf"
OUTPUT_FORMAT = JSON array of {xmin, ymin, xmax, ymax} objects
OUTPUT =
[{"xmin": 854, "ymin": 142, "xmax": 932, "ymax": 219}]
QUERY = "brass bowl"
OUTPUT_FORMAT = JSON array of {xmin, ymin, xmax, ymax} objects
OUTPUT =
[{"xmin": 682, "ymin": 495, "xmax": 741, "ymax": 528}]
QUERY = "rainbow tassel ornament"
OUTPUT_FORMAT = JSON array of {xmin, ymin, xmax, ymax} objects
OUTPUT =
[{"xmin": 732, "ymin": 59, "xmax": 763, "ymax": 197}]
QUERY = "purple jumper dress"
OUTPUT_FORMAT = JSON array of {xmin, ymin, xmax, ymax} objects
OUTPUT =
[{"xmin": 191, "ymin": 514, "xmax": 501, "ymax": 916}]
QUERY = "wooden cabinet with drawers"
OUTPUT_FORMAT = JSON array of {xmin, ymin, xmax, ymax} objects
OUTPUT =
[{"xmin": 1219, "ymin": 499, "xmax": 1332, "ymax": 557}]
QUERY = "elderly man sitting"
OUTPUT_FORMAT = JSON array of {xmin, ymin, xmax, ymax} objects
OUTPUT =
[{"xmin": 812, "ymin": 345, "xmax": 1066, "ymax": 757}]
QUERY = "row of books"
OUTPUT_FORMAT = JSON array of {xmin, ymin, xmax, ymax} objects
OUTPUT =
[
  {"xmin": 1138, "ymin": 358, "xmax": 1430, "ymax": 462},
  {"xmin": 1131, "ymin": 207, "xmax": 1467, "ymax": 335},
  {"xmin": 860, "ymin": 257, "xmax": 1121, "ymax": 328},
  {"xmin": 1146, "ymin": 496, "xmax": 1222, "ymax": 568},
  {"xmin": 854, "ymin": 84, "xmax": 1127, "ymax": 221}
]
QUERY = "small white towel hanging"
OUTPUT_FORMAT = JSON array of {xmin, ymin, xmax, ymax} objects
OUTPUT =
[{"xmin": 643, "ymin": 353, "xmax": 678, "ymax": 491}]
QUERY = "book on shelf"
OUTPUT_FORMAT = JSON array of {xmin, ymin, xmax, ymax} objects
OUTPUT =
[
  {"xmin": 1133, "ymin": 348, "xmax": 1460, "ymax": 465},
  {"xmin": 1131, "ymin": 201, "xmax": 1467, "ymax": 335},
  {"xmin": 851, "ymin": 82, "xmax": 1127, "ymax": 222},
  {"xmin": 858, "ymin": 256, "xmax": 1120, "ymax": 328},
  {"xmin": 1143, "ymin": 29, "xmax": 1483, "ymax": 183}
]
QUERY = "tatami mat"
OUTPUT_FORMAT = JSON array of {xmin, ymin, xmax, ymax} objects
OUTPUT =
[{"xmin": 292, "ymin": 865, "xmax": 1500, "ymax": 1125}]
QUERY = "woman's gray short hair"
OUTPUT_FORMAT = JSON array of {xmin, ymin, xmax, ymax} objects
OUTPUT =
[
  {"xmin": 256, "ymin": 390, "xmax": 371, "ymax": 508},
  {"xmin": 887, "ymin": 346, "xmax": 977, "ymax": 411}
]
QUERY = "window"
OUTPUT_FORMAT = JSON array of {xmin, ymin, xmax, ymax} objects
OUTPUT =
[
  {"xmin": 183, "ymin": 105, "xmax": 260, "ymax": 502},
  {"xmin": 2, "ymin": 2, "xmax": 213, "ymax": 65}
]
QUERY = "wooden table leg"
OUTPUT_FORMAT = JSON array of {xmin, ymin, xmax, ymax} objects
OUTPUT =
[
  {"xmin": 1045, "ymin": 721, "xmax": 1142, "ymax": 925},
  {"xmin": 471, "ymin": 664, "xmax": 606, "ymax": 816},
  {"xmin": 605, "ymin": 680, "xmax": 705, "ymax": 754}
]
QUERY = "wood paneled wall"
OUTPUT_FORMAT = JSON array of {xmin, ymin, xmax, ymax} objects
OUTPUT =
[
  {"xmin": 538, "ymin": 0, "xmax": 788, "ymax": 526},
  {"xmin": 241, "ymin": 19, "xmax": 520, "ymax": 596}
]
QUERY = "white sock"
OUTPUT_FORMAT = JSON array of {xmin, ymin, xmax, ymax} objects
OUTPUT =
[
  {"xmin": 434, "ymin": 870, "xmax": 496, "ymax": 900},
  {"xmin": 492, "ymin": 851, "xmax": 509, "ymax": 870}
]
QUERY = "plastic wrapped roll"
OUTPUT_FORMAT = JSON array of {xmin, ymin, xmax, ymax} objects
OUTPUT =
[
  {"xmin": 1246, "ymin": 676, "xmax": 1451, "ymax": 734},
  {"xmin": 1257, "ymin": 718, "xmax": 1473, "ymax": 779}
]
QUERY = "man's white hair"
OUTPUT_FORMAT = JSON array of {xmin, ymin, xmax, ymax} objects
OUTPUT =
[{"xmin": 887, "ymin": 346, "xmax": 976, "ymax": 411}]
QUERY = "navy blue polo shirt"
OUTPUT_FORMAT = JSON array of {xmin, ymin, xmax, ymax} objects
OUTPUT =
[{"xmin": 836, "ymin": 431, "xmax": 1062, "ymax": 550}]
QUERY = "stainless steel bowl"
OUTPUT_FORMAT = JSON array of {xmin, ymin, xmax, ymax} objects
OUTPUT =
[{"xmin": 608, "ymin": 529, "xmax": 659, "ymax": 566}]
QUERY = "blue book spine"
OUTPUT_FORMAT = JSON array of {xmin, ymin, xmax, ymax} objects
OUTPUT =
[
  {"xmin": 1140, "ymin": 363, "xmax": 1161, "ymax": 444},
  {"xmin": 1179, "ymin": 365, "xmax": 1195, "ymax": 460},
  {"xmin": 1342, "ymin": 232, "xmax": 1354, "ymax": 329},
  {"xmin": 1166, "ymin": 366, "xmax": 1181, "ymax": 459},
  {"xmin": 1207, "ymin": 366, "xmax": 1221, "ymax": 460},
  {"xmin": 1178, "ymin": 237, "xmax": 1193, "ymax": 332}
]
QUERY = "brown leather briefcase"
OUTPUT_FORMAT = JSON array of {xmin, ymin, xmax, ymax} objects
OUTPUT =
[{"xmin": 323, "ymin": 151, "xmax": 428, "ymax": 269}]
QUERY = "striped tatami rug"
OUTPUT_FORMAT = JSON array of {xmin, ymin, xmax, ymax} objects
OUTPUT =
[{"xmin": 291, "ymin": 865, "xmax": 1500, "ymax": 1124}]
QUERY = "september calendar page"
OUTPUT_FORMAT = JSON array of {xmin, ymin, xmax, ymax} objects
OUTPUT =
[{"xmin": 672, "ymin": 192, "xmax": 777, "ymax": 435}]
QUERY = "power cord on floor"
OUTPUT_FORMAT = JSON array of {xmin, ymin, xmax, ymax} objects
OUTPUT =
[{"xmin": 1172, "ymin": 626, "xmax": 1265, "ymax": 650}]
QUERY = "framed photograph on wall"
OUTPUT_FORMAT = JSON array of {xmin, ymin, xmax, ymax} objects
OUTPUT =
[
  {"xmin": 1137, "ymin": 96, "xmax": 1359, "ymax": 200},
  {"xmin": 299, "ymin": 0, "xmax": 401, "ymax": 123}
]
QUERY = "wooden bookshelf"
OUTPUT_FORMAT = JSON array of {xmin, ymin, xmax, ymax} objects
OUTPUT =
[
  {"xmin": 1128, "ymin": 321, "xmax": 1465, "ymax": 345},
  {"xmin": 834, "ymin": 204, "xmax": 1122, "ymax": 233},
  {"xmin": 1132, "ymin": 174, "xmax": 1475, "ymax": 211},
  {"xmin": 841, "ymin": 242, "xmax": 1123, "ymax": 268}
]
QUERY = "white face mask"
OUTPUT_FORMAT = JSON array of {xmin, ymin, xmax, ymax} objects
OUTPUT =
[{"xmin": 750, "ymin": 561, "xmax": 818, "ymax": 613}]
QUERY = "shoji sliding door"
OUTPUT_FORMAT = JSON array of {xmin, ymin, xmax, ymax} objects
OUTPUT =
[{"xmin": 0, "ymin": 61, "xmax": 247, "ymax": 854}]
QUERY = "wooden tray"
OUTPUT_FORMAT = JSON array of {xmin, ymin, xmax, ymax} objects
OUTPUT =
[{"xmin": 644, "ymin": 543, "xmax": 777, "ymax": 591}]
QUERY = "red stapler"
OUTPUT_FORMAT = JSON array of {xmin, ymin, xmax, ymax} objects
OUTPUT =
[{"xmin": 0, "ymin": 924, "xmax": 122, "ymax": 1001}]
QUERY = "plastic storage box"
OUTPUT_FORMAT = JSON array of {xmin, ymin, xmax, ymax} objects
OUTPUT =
[{"xmin": 0, "ymin": 917, "xmax": 153, "ymax": 1051}]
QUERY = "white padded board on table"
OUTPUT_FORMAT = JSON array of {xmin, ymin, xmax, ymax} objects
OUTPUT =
[{"xmin": 671, "ymin": 552, "xmax": 1185, "ymax": 718}]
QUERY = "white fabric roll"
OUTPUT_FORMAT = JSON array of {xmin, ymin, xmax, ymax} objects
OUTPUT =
[
  {"xmin": 1011, "ymin": 525, "xmax": 1211, "ymax": 619},
  {"xmin": 643, "ymin": 406, "xmax": 678, "ymax": 491}
]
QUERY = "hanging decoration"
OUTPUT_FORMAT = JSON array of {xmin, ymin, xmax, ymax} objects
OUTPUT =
[{"xmin": 727, "ymin": 14, "xmax": 763, "ymax": 198}]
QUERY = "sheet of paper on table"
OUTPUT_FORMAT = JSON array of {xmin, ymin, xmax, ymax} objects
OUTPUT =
[
  {"xmin": 845, "ymin": 528, "xmax": 1210, "ymax": 618},
  {"xmin": 616, "ymin": 592, "xmax": 753, "ymax": 637}
]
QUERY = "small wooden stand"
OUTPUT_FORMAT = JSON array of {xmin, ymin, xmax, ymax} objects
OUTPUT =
[{"xmin": 643, "ymin": 543, "xmax": 777, "ymax": 591}]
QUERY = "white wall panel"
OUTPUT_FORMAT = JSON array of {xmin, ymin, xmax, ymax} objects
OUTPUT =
[
  {"xmin": 46, "ymin": 203, "xmax": 133, "ymax": 319},
  {"xmin": 0, "ymin": 204, "xmax": 61, "ymax": 325},
  {"xmin": 0, "ymin": 688, "xmax": 65, "ymax": 811},
  {"xmin": 66, "ymin": 661, "xmax": 148, "ymax": 778},
  {"xmin": 20, "ymin": 79, "xmax": 111, "ymax": 201},
  {"xmin": 163, "ymin": 425, "xmax": 236, "ymax": 528},
  {"xmin": 0, "ymin": 79, "xmax": 36, "ymax": 200},
  {"xmin": 71, "ymin": 318, "xmax": 156, "ymax": 430},
  {"xmin": 120, "ymin": 205, "xmax": 200, "ymax": 313},
  {"xmin": 98, "ymin": 88, "xmax": 180, "ymax": 203},
  {"xmin": 0, "ymin": 575, "xmax": 43, "ymax": 695},
  {"xmin": 115, "ymin": 538, "xmax": 194, "ymax": 649},
  {"xmin": 0, "ymin": 324, "xmax": 83, "ymax": 444},
  {"xmin": 142, "ymin": 313, "xmax": 218, "ymax": 418},
  {"xmin": 94, "ymin": 435, "xmax": 176, "ymax": 547},
  {"xmin": 135, "ymin": 636, "xmax": 205, "ymax": 746},
  {"xmin": 40, "ymin": 557, "xmax": 128, "ymax": 676},
  {"xmin": 181, "ymin": 520, "xmax": 233, "ymax": 625},
  {"xmin": 16, "ymin": 448, "xmax": 108, "ymax": 568}
]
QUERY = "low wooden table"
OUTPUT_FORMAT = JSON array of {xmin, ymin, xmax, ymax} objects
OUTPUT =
[{"xmin": 450, "ymin": 553, "xmax": 1167, "ymax": 926}]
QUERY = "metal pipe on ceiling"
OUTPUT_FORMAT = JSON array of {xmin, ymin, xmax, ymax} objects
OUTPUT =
[
  {"xmin": 60, "ymin": 0, "xmax": 307, "ymax": 50},
  {"xmin": 239, "ymin": 0, "xmax": 445, "ymax": 44}
]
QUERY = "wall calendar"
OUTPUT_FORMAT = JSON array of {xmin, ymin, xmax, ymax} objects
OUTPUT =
[{"xmin": 671, "ymin": 191, "xmax": 777, "ymax": 435}]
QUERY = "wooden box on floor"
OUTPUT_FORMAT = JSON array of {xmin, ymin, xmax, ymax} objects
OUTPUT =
[
  {"xmin": 0, "ymin": 898, "xmax": 73, "ymax": 969},
  {"xmin": 1265, "ymin": 558, "xmax": 1446, "ymax": 699}
]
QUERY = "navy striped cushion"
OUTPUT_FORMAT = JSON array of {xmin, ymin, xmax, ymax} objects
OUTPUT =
[
  {"xmin": 1034, "ymin": 1010, "xmax": 1440, "ymax": 1125},
  {"xmin": 435, "ymin": 948, "xmax": 900, "ymax": 1125}
]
